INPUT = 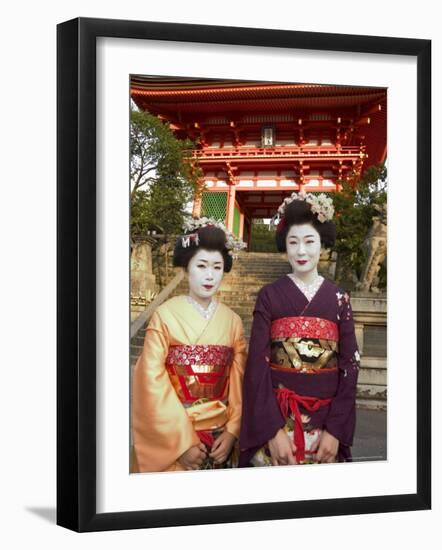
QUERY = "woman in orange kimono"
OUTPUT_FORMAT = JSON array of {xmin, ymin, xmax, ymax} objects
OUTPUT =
[{"xmin": 132, "ymin": 220, "xmax": 247, "ymax": 472}]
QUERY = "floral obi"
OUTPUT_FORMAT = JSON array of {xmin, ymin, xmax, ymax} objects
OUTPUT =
[
  {"xmin": 165, "ymin": 344, "xmax": 234, "ymax": 405},
  {"xmin": 270, "ymin": 316, "xmax": 339, "ymax": 374}
]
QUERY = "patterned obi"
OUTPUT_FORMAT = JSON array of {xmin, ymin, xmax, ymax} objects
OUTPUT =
[
  {"xmin": 270, "ymin": 316, "xmax": 339, "ymax": 374},
  {"xmin": 166, "ymin": 344, "xmax": 235, "ymax": 452},
  {"xmin": 165, "ymin": 344, "xmax": 233, "ymax": 405}
]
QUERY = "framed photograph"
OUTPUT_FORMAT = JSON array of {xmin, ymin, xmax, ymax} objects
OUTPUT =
[{"xmin": 57, "ymin": 17, "xmax": 431, "ymax": 532}]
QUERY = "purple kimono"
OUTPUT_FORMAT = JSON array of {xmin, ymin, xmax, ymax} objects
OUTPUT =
[{"xmin": 239, "ymin": 276, "xmax": 360, "ymax": 466}]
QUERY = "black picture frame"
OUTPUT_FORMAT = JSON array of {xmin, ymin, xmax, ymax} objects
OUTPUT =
[{"xmin": 57, "ymin": 17, "xmax": 431, "ymax": 532}]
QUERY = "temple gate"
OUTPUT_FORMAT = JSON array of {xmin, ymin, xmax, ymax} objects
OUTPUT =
[{"xmin": 131, "ymin": 77, "xmax": 387, "ymax": 248}]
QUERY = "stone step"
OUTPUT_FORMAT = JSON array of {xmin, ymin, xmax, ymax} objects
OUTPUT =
[
  {"xmin": 235, "ymin": 265, "xmax": 289, "ymax": 269},
  {"xmin": 236, "ymin": 268, "xmax": 289, "ymax": 270},
  {"xmin": 221, "ymin": 307, "xmax": 255, "ymax": 314},
  {"xmin": 356, "ymin": 383, "xmax": 387, "ymax": 402},
  {"xmin": 225, "ymin": 308, "xmax": 254, "ymax": 318},
  {"xmin": 225, "ymin": 283, "xmax": 284, "ymax": 288},
  {"xmin": 223, "ymin": 300, "xmax": 253, "ymax": 309},
  {"xmin": 131, "ymin": 344, "xmax": 143, "ymax": 355},
  {"xmin": 238, "ymin": 264, "xmax": 287, "ymax": 267},
  {"xmin": 133, "ymin": 336, "xmax": 145, "ymax": 347},
  {"xmin": 218, "ymin": 297, "xmax": 257, "ymax": 304},
  {"xmin": 357, "ymin": 366, "xmax": 386, "ymax": 386},
  {"xmin": 219, "ymin": 285, "xmax": 270, "ymax": 291},
  {"xmin": 228, "ymin": 278, "xmax": 287, "ymax": 282},
  {"xmin": 356, "ymin": 398, "xmax": 386, "ymax": 411},
  {"xmin": 226, "ymin": 277, "xmax": 287, "ymax": 282},
  {"xmin": 240, "ymin": 264, "xmax": 288, "ymax": 267},
  {"xmin": 168, "ymin": 275, "xmax": 291, "ymax": 287},
  {"xmin": 219, "ymin": 298, "xmax": 257, "ymax": 304},
  {"xmin": 236, "ymin": 278, "xmax": 288, "ymax": 282},
  {"xmin": 232, "ymin": 275, "xmax": 288, "ymax": 279}
]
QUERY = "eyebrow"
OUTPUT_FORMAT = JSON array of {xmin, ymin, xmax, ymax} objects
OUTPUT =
[
  {"xmin": 197, "ymin": 259, "xmax": 223, "ymax": 264},
  {"xmin": 288, "ymin": 234, "xmax": 316, "ymax": 239}
]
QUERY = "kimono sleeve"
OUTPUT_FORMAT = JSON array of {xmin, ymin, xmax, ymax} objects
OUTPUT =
[
  {"xmin": 225, "ymin": 315, "xmax": 247, "ymax": 439},
  {"xmin": 324, "ymin": 294, "xmax": 360, "ymax": 447},
  {"xmin": 132, "ymin": 310, "xmax": 200, "ymax": 472},
  {"xmin": 239, "ymin": 287, "xmax": 285, "ymax": 455}
]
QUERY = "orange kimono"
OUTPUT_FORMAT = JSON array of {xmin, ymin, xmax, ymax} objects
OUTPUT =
[{"xmin": 132, "ymin": 296, "xmax": 246, "ymax": 473}]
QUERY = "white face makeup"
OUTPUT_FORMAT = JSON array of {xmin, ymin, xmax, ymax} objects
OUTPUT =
[
  {"xmin": 187, "ymin": 249, "xmax": 224, "ymax": 307},
  {"xmin": 285, "ymin": 223, "xmax": 322, "ymax": 282}
]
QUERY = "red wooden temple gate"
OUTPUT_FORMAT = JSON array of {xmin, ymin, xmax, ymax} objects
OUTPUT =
[{"xmin": 131, "ymin": 77, "xmax": 387, "ymax": 246}]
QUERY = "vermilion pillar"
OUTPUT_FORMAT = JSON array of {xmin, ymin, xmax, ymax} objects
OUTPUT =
[
  {"xmin": 225, "ymin": 184, "xmax": 236, "ymax": 231},
  {"xmin": 239, "ymin": 211, "xmax": 245, "ymax": 239}
]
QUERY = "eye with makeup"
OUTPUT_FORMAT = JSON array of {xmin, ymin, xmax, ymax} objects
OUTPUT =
[
  {"xmin": 197, "ymin": 262, "xmax": 222, "ymax": 270},
  {"xmin": 288, "ymin": 239, "xmax": 316, "ymax": 245}
]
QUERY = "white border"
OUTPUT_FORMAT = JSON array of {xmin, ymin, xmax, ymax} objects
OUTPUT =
[{"xmin": 96, "ymin": 37, "xmax": 417, "ymax": 513}]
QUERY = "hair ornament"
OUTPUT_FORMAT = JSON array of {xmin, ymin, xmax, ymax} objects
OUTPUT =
[
  {"xmin": 181, "ymin": 233, "xmax": 199, "ymax": 248},
  {"xmin": 182, "ymin": 216, "xmax": 247, "ymax": 258},
  {"xmin": 271, "ymin": 190, "xmax": 335, "ymax": 231}
]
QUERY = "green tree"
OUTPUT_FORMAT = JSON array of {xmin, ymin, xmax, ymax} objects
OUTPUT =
[
  {"xmin": 130, "ymin": 109, "xmax": 202, "ymax": 238},
  {"xmin": 249, "ymin": 220, "xmax": 277, "ymax": 252},
  {"xmin": 333, "ymin": 164, "xmax": 387, "ymax": 286}
]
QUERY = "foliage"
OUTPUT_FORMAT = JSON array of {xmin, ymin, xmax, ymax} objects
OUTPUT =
[
  {"xmin": 249, "ymin": 221, "xmax": 277, "ymax": 252},
  {"xmin": 332, "ymin": 164, "xmax": 387, "ymax": 286},
  {"xmin": 130, "ymin": 190, "xmax": 150, "ymax": 237},
  {"xmin": 130, "ymin": 109, "xmax": 202, "ymax": 239}
]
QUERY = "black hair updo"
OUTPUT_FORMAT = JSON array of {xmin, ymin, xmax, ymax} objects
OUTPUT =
[
  {"xmin": 173, "ymin": 225, "xmax": 233, "ymax": 273},
  {"xmin": 275, "ymin": 199, "xmax": 336, "ymax": 252}
]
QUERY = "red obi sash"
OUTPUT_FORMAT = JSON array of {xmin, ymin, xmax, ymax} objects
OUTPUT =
[
  {"xmin": 165, "ymin": 344, "xmax": 233, "ymax": 405},
  {"xmin": 270, "ymin": 316, "xmax": 339, "ymax": 373},
  {"xmin": 274, "ymin": 386, "xmax": 332, "ymax": 463},
  {"xmin": 271, "ymin": 316, "xmax": 339, "ymax": 341}
]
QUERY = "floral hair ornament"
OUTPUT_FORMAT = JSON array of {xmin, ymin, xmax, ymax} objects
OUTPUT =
[
  {"xmin": 182, "ymin": 216, "xmax": 247, "ymax": 258},
  {"xmin": 271, "ymin": 190, "xmax": 335, "ymax": 231}
]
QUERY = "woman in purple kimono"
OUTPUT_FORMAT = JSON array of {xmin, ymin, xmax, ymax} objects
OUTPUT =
[{"xmin": 239, "ymin": 192, "xmax": 360, "ymax": 467}]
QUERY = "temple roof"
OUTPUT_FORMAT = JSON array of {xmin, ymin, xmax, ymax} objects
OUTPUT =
[
  {"xmin": 131, "ymin": 77, "xmax": 386, "ymax": 114},
  {"xmin": 131, "ymin": 77, "xmax": 387, "ymax": 170}
]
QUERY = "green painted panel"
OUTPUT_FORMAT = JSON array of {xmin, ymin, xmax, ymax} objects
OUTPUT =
[
  {"xmin": 233, "ymin": 204, "xmax": 241, "ymax": 237},
  {"xmin": 200, "ymin": 191, "xmax": 227, "ymax": 222}
]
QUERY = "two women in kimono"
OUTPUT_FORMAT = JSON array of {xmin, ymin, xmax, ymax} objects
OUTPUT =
[{"xmin": 133, "ymin": 191, "xmax": 360, "ymax": 472}]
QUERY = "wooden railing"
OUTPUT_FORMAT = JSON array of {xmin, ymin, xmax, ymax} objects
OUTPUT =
[{"xmin": 191, "ymin": 145, "xmax": 365, "ymax": 161}]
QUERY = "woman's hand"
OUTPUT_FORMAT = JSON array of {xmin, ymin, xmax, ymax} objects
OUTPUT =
[
  {"xmin": 177, "ymin": 443, "xmax": 207, "ymax": 470},
  {"xmin": 315, "ymin": 430, "xmax": 339, "ymax": 463},
  {"xmin": 268, "ymin": 428, "xmax": 296, "ymax": 466},
  {"xmin": 209, "ymin": 431, "xmax": 236, "ymax": 464}
]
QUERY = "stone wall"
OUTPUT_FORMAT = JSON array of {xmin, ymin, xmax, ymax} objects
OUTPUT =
[
  {"xmin": 130, "ymin": 238, "xmax": 157, "ymax": 321},
  {"xmin": 351, "ymin": 293, "xmax": 387, "ymax": 410}
]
